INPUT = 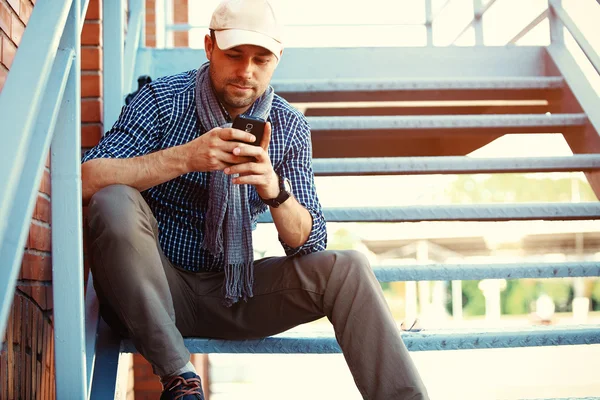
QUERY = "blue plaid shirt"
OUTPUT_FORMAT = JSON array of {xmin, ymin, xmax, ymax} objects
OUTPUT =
[{"xmin": 82, "ymin": 69, "xmax": 327, "ymax": 272}]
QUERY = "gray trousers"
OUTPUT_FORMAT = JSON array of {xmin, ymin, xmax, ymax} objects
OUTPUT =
[{"xmin": 86, "ymin": 185, "xmax": 429, "ymax": 400}]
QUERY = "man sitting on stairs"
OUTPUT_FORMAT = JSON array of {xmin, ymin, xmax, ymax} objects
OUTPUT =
[{"xmin": 81, "ymin": 0, "xmax": 429, "ymax": 398}]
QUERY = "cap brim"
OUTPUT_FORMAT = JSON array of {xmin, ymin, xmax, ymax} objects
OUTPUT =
[{"xmin": 214, "ymin": 29, "xmax": 282, "ymax": 60}]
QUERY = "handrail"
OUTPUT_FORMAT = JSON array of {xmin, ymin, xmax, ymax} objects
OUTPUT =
[
  {"xmin": 0, "ymin": 0, "xmax": 73, "ymax": 341},
  {"xmin": 0, "ymin": 1, "xmax": 72, "ymax": 263},
  {"xmin": 507, "ymin": 9, "xmax": 548, "ymax": 45},
  {"xmin": 549, "ymin": 0, "xmax": 600, "ymax": 75}
]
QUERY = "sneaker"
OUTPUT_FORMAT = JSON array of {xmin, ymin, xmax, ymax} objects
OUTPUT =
[{"xmin": 160, "ymin": 372, "xmax": 205, "ymax": 400}]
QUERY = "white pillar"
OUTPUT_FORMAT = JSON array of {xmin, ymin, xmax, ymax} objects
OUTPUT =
[
  {"xmin": 478, "ymin": 279, "xmax": 507, "ymax": 323},
  {"xmin": 452, "ymin": 280, "xmax": 463, "ymax": 321}
]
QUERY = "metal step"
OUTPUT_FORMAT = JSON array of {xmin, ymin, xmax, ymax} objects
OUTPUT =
[
  {"xmin": 307, "ymin": 113, "xmax": 587, "ymax": 133},
  {"xmin": 312, "ymin": 155, "xmax": 600, "ymax": 176},
  {"xmin": 274, "ymin": 76, "xmax": 565, "ymax": 102},
  {"xmin": 120, "ymin": 325, "xmax": 600, "ymax": 353},
  {"xmin": 372, "ymin": 261, "xmax": 600, "ymax": 282},
  {"xmin": 258, "ymin": 203, "xmax": 600, "ymax": 223}
]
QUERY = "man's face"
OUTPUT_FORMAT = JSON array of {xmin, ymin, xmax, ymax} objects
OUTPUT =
[{"xmin": 205, "ymin": 34, "xmax": 279, "ymax": 117}]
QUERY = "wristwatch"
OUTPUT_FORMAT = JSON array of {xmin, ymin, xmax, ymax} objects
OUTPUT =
[{"xmin": 260, "ymin": 175, "xmax": 292, "ymax": 208}]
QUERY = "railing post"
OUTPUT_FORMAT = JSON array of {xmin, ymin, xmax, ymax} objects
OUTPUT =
[
  {"xmin": 51, "ymin": 0, "xmax": 87, "ymax": 397},
  {"xmin": 549, "ymin": 0, "xmax": 564, "ymax": 44},
  {"xmin": 473, "ymin": 0, "xmax": 484, "ymax": 45},
  {"xmin": 425, "ymin": 0, "xmax": 433, "ymax": 46},
  {"xmin": 103, "ymin": 0, "xmax": 125, "ymax": 130}
]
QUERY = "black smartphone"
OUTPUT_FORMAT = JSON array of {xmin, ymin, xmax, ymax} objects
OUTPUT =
[{"xmin": 232, "ymin": 115, "xmax": 266, "ymax": 146}]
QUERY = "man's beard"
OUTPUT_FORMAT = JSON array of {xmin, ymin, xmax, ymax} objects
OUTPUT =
[
  {"xmin": 210, "ymin": 69, "xmax": 259, "ymax": 110},
  {"xmin": 222, "ymin": 86, "xmax": 256, "ymax": 109}
]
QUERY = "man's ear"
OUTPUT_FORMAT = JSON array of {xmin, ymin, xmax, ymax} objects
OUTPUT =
[{"xmin": 204, "ymin": 34, "xmax": 213, "ymax": 61}]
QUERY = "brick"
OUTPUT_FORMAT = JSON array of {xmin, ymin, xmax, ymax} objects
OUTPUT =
[
  {"xmin": 6, "ymin": 0, "xmax": 19, "ymax": 14},
  {"xmin": 0, "ymin": 3, "xmax": 11, "ymax": 35},
  {"xmin": 20, "ymin": 252, "xmax": 52, "ymax": 281},
  {"xmin": 81, "ymin": 123, "xmax": 102, "ymax": 147},
  {"xmin": 39, "ymin": 170, "xmax": 50, "ymax": 196},
  {"xmin": 27, "ymin": 223, "xmax": 51, "ymax": 252},
  {"xmin": 1, "ymin": 34, "xmax": 16, "ymax": 69},
  {"xmin": 174, "ymin": 34, "xmax": 188, "ymax": 48},
  {"xmin": 81, "ymin": 21, "xmax": 100, "ymax": 46},
  {"xmin": 173, "ymin": 0, "xmax": 188, "ymax": 24},
  {"xmin": 81, "ymin": 72, "xmax": 101, "ymax": 97},
  {"xmin": 10, "ymin": 12, "xmax": 24, "ymax": 45},
  {"xmin": 173, "ymin": 32, "xmax": 188, "ymax": 48},
  {"xmin": 85, "ymin": 0, "xmax": 101, "ymax": 20},
  {"xmin": 82, "ymin": 98, "xmax": 102, "ymax": 123},
  {"xmin": 19, "ymin": 0, "xmax": 31, "ymax": 24},
  {"xmin": 22, "ymin": 285, "xmax": 49, "ymax": 310},
  {"xmin": 32, "ymin": 194, "xmax": 50, "ymax": 223},
  {"xmin": 145, "ymin": 12, "xmax": 155, "ymax": 26},
  {"xmin": 81, "ymin": 46, "xmax": 101, "ymax": 70}
]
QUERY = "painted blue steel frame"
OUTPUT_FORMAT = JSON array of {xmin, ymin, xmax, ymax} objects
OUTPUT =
[
  {"xmin": 103, "ymin": 0, "xmax": 125, "ymax": 130},
  {"xmin": 0, "ymin": 0, "xmax": 73, "ymax": 339},
  {"xmin": 123, "ymin": 0, "xmax": 145, "ymax": 95},
  {"xmin": 51, "ymin": 0, "xmax": 89, "ymax": 397}
]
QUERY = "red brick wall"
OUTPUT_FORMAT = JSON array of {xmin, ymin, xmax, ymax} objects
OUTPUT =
[
  {"xmin": 172, "ymin": 0, "xmax": 188, "ymax": 47},
  {"xmin": 145, "ymin": 0, "xmax": 156, "ymax": 47},
  {"xmin": 81, "ymin": 0, "xmax": 103, "ymax": 149}
]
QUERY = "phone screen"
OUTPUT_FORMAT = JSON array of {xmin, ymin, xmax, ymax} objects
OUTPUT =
[{"xmin": 232, "ymin": 115, "xmax": 266, "ymax": 146}]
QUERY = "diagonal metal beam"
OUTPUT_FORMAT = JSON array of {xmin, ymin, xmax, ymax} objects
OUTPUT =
[
  {"xmin": 507, "ymin": 9, "xmax": 549, "ymax": 45},
  {"xmin": 549, "ymin": 0, "xmax": 600, "ymax": 75},
  {"xmin": 0, "ymin": 0, "xmax": 72, "ymax": 253},
  {"xmin": 0, "ymin": 47, "xmax": 74, "ymax": 339},
  {"xmin": 123, "ymin": 0, "xmax": 145, "ymax": 94},
  {"xmin": 450, "ymin": 0, "xmax": 499, "ymax": 45}
]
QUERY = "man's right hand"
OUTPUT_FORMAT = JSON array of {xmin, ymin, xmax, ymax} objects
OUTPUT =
[{"xmin": 183, "ymin": 126, "xmax": 257, "ymax": 173}]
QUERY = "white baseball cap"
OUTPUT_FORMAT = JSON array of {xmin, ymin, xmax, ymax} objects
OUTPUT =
[{"xmin": 209, "ymin": 0, "xmax": 283, "ymax": 60}]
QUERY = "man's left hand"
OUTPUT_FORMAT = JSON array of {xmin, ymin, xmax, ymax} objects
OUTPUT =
[{"xmin": 224, "ymin": 122, "xmax": 279, "ymax": 199}]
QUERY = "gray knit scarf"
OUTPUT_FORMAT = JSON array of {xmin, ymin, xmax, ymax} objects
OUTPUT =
[{"xmin": 195, "ymin": 62, "xmax": 274, "ymax": 306}]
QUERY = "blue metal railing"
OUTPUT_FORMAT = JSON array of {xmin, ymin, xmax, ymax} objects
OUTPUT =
[{"xmin": 0, "ymin": 0, "xmax": 90, "ymax": 398}]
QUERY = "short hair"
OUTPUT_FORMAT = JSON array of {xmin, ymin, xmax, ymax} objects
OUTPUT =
[{"xmin": 210, "ymin": 29, "xmax": 216, "ymax": 43}]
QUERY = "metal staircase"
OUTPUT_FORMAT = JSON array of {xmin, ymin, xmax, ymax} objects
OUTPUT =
[
  {"xmin": 96, "ymin": 0, "xmax": 600, "ymax": 397},
  {"xmin": 1, "ymin": 0, "xmax": 599, "ymax": 399}
]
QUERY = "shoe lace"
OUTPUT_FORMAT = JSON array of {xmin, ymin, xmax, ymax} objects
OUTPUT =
[{"xmin": 164, "ymin": 375, "xmax": 203, "ymax": 400}]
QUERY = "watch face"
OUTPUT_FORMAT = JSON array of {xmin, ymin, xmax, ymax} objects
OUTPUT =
[{"xmin": 283, "ymin": 177, "xmax": 292, "ymax": 194}]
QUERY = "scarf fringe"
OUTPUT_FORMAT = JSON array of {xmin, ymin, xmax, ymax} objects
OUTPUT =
[{"xmin": 222, "ymin": 261, "xmax": 255, "ymax": 307}]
